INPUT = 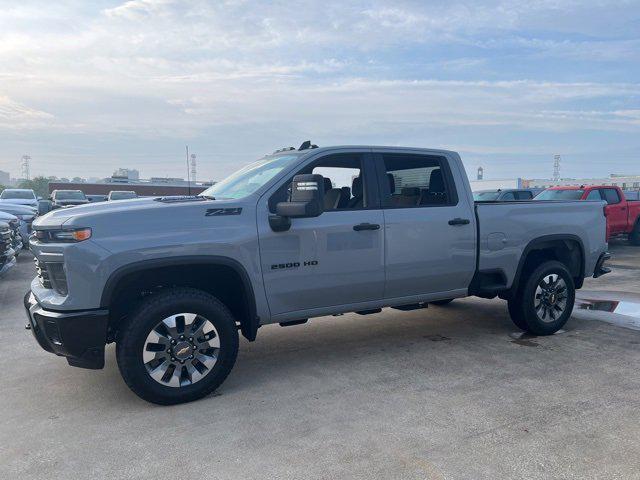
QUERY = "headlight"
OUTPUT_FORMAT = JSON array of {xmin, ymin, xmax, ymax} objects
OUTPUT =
[{"xmin": 35, "ymin": 228, "xmax": 92, "ymax": 243}]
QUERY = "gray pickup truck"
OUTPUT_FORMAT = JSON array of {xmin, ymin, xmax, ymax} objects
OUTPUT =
[{"xmin": 26, "ymin": 144, "xmax": 611, "ymax": 404}]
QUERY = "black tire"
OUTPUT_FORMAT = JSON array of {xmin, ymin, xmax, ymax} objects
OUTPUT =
[
  {"xmin": 507, "ymin": 298, "xmax": 528, "ymax": 331},
  {"xmin": 509, "ymin": 260, "xmax": 575, "ymax": 336},
  {"xmin": 629, "ymin": 222, "xmax": 640, "ymax": 246},
  {"xmin": 116, "ymin": 287, "xmax": 239, "ymax": 405},
  {"xmin": 431, "ymin": 299, "xmax": 454, "ymax": 306}
]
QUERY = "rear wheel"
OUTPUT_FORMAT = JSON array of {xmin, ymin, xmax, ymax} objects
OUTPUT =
[
  {"xmin": 116, "ymin": 287, "xmax": 239, "ymax": 405},
  {"xmin": 431, "ymin": 299, "xmax": 454, "ymax": 306},
  {"xmin": 629, "ymin": 222, "xmax": 640, "ymax": 246},
  {"xmin": 508, "ymin": 260, "xmax": 575, "ymax": 335}
]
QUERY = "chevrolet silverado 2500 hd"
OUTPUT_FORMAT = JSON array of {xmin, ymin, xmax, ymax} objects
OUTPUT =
[{"xmin": 26, "ymin": 144, "xmax": 611, "ymax": 404}]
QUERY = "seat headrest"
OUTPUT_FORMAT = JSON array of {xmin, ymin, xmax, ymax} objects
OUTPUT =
[
  {"xmin": 387, "ymin": 173, "xmax": 396, "ymax": 193},
  {"xmin": 352, "ymin": 176, "xmax": 363, "ymax": 197},
  {"xmin": 401, "ymin": 187, "xmax": 420, "ymax": 196},
  {"xmin": 429, "ymin": 169, "xmax": 445, "ymax": 193},
  {"xmin": 323, "ymin": 177, "xmax": 332, "ymax": 192}
]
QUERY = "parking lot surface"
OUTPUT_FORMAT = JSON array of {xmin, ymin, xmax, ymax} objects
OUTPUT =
[{"xmin": 1, "ymin": 242, "xmax": 639, "ymax": 479}]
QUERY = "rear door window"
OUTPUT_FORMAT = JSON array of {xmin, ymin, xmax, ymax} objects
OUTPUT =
[
  {"xmin": 379, "ymin": 154, "xmax": 456, "ymax": 207},
  {"xmin": 601, "ymin": 188, "xmax": 621, "ymax": 204},
  {"xmin": 515, "ymin": 191, "xmax": 532, "ymax": 200}
]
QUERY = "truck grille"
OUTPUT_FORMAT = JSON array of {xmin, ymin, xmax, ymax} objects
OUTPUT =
[
  {"xmin": 1, "ymin": 228, "xmax": 11, "ymax": 258},
  {"xmin": 34, "ymin": 257, "xmax": 53, "ymax": 289}
]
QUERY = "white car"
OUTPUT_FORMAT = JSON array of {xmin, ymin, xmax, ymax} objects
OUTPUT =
[{"xmin": 0, "ymin": 189, "xmax": 39, "ymax": 208}]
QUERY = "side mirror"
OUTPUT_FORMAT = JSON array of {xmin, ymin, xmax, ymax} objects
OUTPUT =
[{"xmin": 269, "ymin": 174, "xmax": 325, "ymax": 231}]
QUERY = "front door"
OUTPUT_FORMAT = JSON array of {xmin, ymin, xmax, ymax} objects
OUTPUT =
[
  {"xmin": 600, "ymin": 188, "xmax": 627, "ymax": 235},
  {"xmin": 375, "ymin": 151, "xmax": 476, "ymax": 299},
  {"xmin": 257, "ymin": 151, "xmax": 385, "ymax": 318}
]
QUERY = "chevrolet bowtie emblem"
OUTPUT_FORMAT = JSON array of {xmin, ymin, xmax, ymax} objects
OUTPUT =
[{"xmin": 176, "ymin": 346, "xmax": 190, "ymax": 356}]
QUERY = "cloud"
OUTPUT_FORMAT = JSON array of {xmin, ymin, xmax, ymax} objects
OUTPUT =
[
  {"xmin": 0, "ymin": 96, "xmax": 54, "ymax": 129},
  {"xmin": 0, "ymin": 0, "xmax": 638, "ymax": 179},
  {"xmin": 102, "ymin": 0, "xmax": 174, "ymax": 20}
]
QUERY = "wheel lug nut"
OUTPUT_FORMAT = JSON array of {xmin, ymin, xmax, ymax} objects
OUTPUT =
[
  {"xmin": 189, "ymin": 355, "xmax": 193, "ymax": 359},
  {"xmin": 171, "ymin": 357, "xmax": 176, "ymax": 362},
  {"xmin": 189, "ymin": 337, "xmax": 193, "ymax": 342},
  {"xmin": 171, "ymin": 340, "xmax": 176, "ymax": 345},
  {"xmin": 192, "ymin": 345, "xmax": 197, "ymax": 349},
  {"xmin": 180, "ymin": 335, "xmax": 185, "ymax": 339}
]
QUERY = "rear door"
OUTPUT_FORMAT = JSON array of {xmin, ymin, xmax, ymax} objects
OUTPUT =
[
  {"xmin": 374, "ymin": 151, "xmax": 476, "ymax": 299},
  {"xmin": 257, "ymin": 151, "xmax": 385, "ymax": 318}
]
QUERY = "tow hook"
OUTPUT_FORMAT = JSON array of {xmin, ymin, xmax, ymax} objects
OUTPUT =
[{"xmin": 25, "ymin": 323, "xmax": 31, "ymax": 330}]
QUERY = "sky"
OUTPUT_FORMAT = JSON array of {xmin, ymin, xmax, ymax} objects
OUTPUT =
[{"xmin": 1, "ymin": 0, "xmax": 639, "ymax": 182}]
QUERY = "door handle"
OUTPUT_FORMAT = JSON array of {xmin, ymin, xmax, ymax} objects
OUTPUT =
[
  {"xmin": 448, "ymin": 218, "xmax": 470, "ymax": 226},
  {"xmin": 353, "ymin": 223, "xmax": 381, "ymax": 231}
]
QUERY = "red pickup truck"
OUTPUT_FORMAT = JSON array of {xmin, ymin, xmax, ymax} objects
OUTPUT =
[{"xmin": 536, "ymin": 185, "xmax": 640, "ymax": 244}]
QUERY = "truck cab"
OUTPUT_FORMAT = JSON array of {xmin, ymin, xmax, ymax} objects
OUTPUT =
[{"xmin": 26, "ymin": 144, "xmax": 610, "ymax": 404}]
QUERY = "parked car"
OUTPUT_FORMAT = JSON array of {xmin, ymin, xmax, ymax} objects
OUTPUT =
[
  {"xmin": 27, "ymin": 144, "xmax": 610, "ymax": 404},
  {"xmin": 0, "ymin": 212, "xmax": 24, "ymax": 254},
  {"xmin": 0, "ymin": 202, "xmax": 37, "ymax": 246},
  {"xmin": 87, "ymin": 194, "xmax": 108, "ymax": 203},
  {"xmin": 0, "ymin": 188, "xmax": 39, "ymax": 208},
  {"xmin": 50, "ymin": 190, "xmax": 90, "ymax": 209},
  {"xmin": 536, "ymin": 185, "xmax": 640, "ymax": 244},
  {"xmin": 0, "ymin": 221, "xmax": 17, "ymax": 276},
  {"xmin": 473, "ymin": 188, "xmax": 543, "ymax": 201},
  {"xmin": 108, "ymin": 190, "xmax": 138, "ymax": 201}
]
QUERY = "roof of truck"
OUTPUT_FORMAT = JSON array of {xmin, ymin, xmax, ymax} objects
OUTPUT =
[{"xmin": 271, "ymin": 145, "xmax": 458, "ymax": 157}]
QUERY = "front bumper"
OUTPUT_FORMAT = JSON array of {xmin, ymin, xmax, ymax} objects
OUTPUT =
[{"xmin": 24, "ymin": 291, "xmax": 109, "ymax": 369}]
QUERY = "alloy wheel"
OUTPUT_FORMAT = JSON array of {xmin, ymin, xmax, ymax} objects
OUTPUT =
[{"xmin": 142, "ymin": 313, "xmax": 220, "ymax": 387}]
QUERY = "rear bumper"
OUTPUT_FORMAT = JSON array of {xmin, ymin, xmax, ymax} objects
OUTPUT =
[
  {"xmin": 24, "ymin": 291, "xmax": 109, "ymax": 369},
  {"xmin": 593, "ymin": 252, "xmax": 611, "ymax": 278}
]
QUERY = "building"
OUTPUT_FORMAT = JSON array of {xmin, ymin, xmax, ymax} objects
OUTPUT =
[
  {"xmin": 0, "ymin": 170, "xmax": 10, "ymax": 186},
  {"xmin": 112, "ymin": 168, "xmax": 139, "ymax": 181},
  {"xmin": 469, "ymin": 178, "xmax": 524, "ymax": 191},
  {"xmin": 49, "ymin": 177, "xmax": 210, "ymax": 197},
  {"xmin": 524, "ymin": 174, "xmax": 640, "ymax": 190}
]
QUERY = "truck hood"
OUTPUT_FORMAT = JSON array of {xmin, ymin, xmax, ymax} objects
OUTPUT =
[
  {"xmin": 54, "ymin": 199, "xmax": 90, "ymax": 206},
  {"xmin": 0, "ymin": 199, "xmax": 38, "ymax": 207},
  {"xmin": 33, "ymin": 196, "xmax": 243, "ymax": 229}
]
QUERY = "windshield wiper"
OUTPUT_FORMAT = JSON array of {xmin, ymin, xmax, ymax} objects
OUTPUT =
[{"xmin": 199, "ymin": 195, "xmax": 216, "ymax": 200}]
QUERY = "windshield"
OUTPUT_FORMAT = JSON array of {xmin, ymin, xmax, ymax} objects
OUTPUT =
[
  {"xmin": 535, "ymin": 189, "xmax": 584, "ymax": 200},
  {"xmin": 56, "ymin": 191, "xmax": 86, "ymax": 200},
  {"xmin": 473, "ymin": 191, "xmax": 501, "ymax": 201},
  {"xmin": 1, "ymin": 190, "xmax": 35, "ymax": 200},
  {"xmin": 110, "ymin": 192, "xmax": 137, "ymax": 200},
  {"xmin": 200, "ymin": 154, "xmax": 299, "ymax": 200}
]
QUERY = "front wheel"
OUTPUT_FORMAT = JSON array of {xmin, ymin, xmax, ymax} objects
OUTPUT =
[
  {"xmin": 116, "ymin": 288, "xmax": 239, "ymax": 405},
  {"xmin": 508, "ymin": 260, "xmax": 575, "ymax": 335}
]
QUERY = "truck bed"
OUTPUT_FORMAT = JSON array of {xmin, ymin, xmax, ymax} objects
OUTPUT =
[{"xmin": 474, "ymin": 200, "xmax": 607, "ymax": 289}]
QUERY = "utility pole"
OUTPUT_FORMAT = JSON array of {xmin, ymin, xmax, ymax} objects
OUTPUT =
[
  {"xmin": 190, "ymin": 153, "xmax": 197, "ymax": 184},
  {"xmin": 553, "ymin": 155, "xmax": 561, "ymax": 183},
  {"xmin": 21, "ymin": 155, "xmax": 31, "ymax": 181},
  {"xmin": 185, "ymin": 146, "xmax": 191, "ymax": 195}
]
